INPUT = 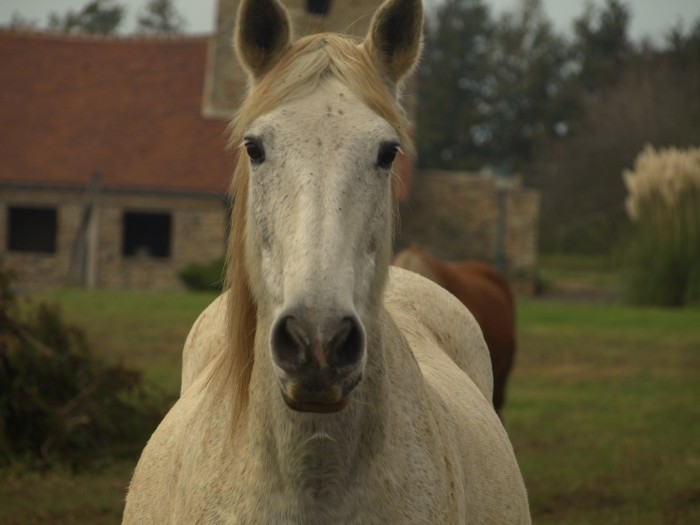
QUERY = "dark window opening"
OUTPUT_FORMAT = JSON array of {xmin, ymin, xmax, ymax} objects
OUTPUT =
[
  {"xmin": 307, "ymin": 0, "xmax": 332, "ymax": 15},
  {"xmin": 122, "ymin": 212, "xmax": 171, "ymax": 258},
  {"xmin": 7, "ymin": 206, "xmax": 57, "ymax": 254}
]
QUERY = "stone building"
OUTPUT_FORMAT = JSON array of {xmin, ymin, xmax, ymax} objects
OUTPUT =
[
  {"xmin": 0, "ymin": 31, "xmax": 232, "ymax": 290},
  {"xmin": 0, "ymin": 0, "xmax": 415, "ymax": 292},
  {"xmin": 0, "ymin": 0, "xmax": 540, "ymax": 290}
]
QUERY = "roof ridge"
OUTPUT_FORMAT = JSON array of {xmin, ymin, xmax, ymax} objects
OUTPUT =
[{"xmin": 0, "ymin": 27, "xmax": 212, "ymax": 43}]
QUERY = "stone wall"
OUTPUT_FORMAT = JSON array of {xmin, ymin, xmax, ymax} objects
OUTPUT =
[
  {"xmin": 0, "ymin": 186, "xmax": 228, "ymax": 290},
  {"xmin": 397, "ymin": 170, "xmax": 540, "ymax": 278}
]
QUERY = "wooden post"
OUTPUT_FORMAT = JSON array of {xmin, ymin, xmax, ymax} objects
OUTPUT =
[{"xmin": 68, "ymin": 172, "xmax": 102, "ymax": 287}]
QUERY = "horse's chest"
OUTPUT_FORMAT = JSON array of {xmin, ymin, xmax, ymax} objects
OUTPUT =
[
  {"xmin": 177, "ymin": 462, "xmax": 449, "ymax": 525},
  {"xmin": 217, "ymin": 467, "xmax": 448, "ymax": 524},
  {"xmin": 231, "ymin": 488, "xmax": 447, "ymax": 525},
  {"xmin": 169, "ymin": 400, "xmax": 454, "ymax": 523}
]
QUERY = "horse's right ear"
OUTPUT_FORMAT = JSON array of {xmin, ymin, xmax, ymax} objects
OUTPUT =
[
  {"xmin": 365, "ymin": 0, "xmax": 423, "ymax": 87},
  {"xmin": 235, "ymin": 0, "xmax": 292, "ymax": 82}
]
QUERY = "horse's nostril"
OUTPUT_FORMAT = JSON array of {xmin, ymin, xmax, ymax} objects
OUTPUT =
[
  {"xmin": 327, "ymin": 316, "xmax": 364, "ymax": 369},
  {"xmin": 285, "ymin": 316, "xmax": 310, "ymax": 349},
  {"xmin": 329, "ymin": 318, "xmax": 353, "ymax": 352},
  {"xmin": 271, "ymin": 315, "xmax": 309, "ymax": 370}
]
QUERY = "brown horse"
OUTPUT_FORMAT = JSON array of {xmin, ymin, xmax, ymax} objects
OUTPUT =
[{"xmin": 393, "ymin": 244, "xmax": 516, "ymax": 415}]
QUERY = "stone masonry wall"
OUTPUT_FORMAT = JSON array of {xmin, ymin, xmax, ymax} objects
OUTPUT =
[
  {"xmin": 0, "ymin": 187, "xmax": 228, "ymax": 290},
  {"xmin": 0, "ymin": 190, "xmax": 80, "ymax": 288},
  {"xmin": 397, "ymin": 170, "xmax": 540, "ymax": 278}
]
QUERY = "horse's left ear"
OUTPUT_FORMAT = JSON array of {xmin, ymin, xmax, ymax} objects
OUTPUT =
[
  {"xmin": 365, "ymin": 0, "xmax": 423, "ymax": 86},
  {"xmin": 235, "ymin": 0, "xmax": 292, "ymax": 82}
]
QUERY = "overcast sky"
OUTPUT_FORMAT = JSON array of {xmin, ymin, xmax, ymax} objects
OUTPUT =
[{"xmin": 1, "ymin": 0, "xmax": 699, "ymax": 43}]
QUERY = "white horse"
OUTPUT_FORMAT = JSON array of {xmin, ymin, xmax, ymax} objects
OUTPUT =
[{"xmin": 122, "ymin": 0, "xmax": 531, "ymax": 523}]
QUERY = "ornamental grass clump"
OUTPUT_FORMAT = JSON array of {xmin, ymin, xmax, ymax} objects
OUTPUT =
[{"xmin": 621, "ymin": 145, "xmax": 700, "ymax": 306}]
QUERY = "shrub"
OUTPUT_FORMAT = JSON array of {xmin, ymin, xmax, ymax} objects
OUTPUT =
[
  {"xmin": 178, "ymin": 258, "xmax": 225, "ymax": 292},
  {"xmin": 621, "ymin": 145, "xmax": 700, "ymax": 306},
  {"xmin": 0, "ymin": 260, "xmax": 166, "ymax": 470}
]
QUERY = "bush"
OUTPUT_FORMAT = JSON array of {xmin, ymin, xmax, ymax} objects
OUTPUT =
[
  {"xmin": 178, "ymin": 258, "xmax": 225, "ymax": 292},
  {"xmin": 620, "ymin": 145, "xmax": 700, "ymax": 306},
  {"xmin": 0, "ymin": 260, "xmax": 166, "ymax": 470}
]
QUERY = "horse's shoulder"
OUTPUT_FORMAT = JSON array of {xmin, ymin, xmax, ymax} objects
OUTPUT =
[
  {"xmin": 124, "ymin": 381, "xmax": 202, "ymax": 522},
  {"xmin": 181, "ymin": 293, "xmax": 229, "ymax": 395},
  {"xmin": 126, "ymin": 361, "xmax": 240, "ymax": 522},
  {"xmin": 384, "ymin": 267, "xmax": 494, "ymax": 402}
]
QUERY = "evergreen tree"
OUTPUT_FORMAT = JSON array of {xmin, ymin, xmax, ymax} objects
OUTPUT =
[
  {"xmin": 136, "ymin": 0, "xmax": 186, "ymax": 35},
  {"xmin": 484, "ymin": 0, "xmax": 577, "ymax": 167},
  {"xmin": 573, "ymin": 0, "xmax": 631, "ymax": 91},
  {"xmin": 47, "ymin": 0, "xmax": 124, "ymax": 35},
  {"xmin": 416, "ymin": 0, "xmax": 576, "ymax": 170},
  {"xmin": 416, "ymin": 0, "xmax": 494, "ymax": 170}
]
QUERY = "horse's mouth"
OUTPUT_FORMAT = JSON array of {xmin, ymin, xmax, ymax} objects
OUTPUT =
[
  {"xmin": 279, "ymin": 373, "xmax": 361, "ymax": 414},
  {"xmin": 281, "ymin": 392, "xmax": 351, "ymax": 413}
]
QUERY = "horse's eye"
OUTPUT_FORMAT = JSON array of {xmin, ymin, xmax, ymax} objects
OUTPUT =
[
  {"xmin": 244, "ymin": 137, "xmax": 265, "ymax": 164},
  {"xmin": 377, "ymin": 142, "xmax": 400, "ymax": 170}
]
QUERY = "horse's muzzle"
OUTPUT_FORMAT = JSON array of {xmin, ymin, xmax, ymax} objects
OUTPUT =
[{"xmin": 270, "ymin": 308, "xmax": 366, "ymax": 413}]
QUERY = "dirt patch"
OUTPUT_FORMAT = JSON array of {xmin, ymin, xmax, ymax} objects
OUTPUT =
[
  {"xmin": 666, "ymin": 489, "xmax": 700, "ymax": 524},
  {"xmin": 536, "ymin": 487, "xmax": 628, "ymax": 518}
]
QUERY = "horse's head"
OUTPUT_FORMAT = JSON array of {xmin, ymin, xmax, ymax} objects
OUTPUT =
[{"xmin": 230, "ymin": 0, "xmax": 422, "ymax": 414}]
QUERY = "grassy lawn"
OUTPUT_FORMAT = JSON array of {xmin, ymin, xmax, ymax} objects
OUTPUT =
[
  {"xmin": 0, "ymin": 463, "xmax": 134, "ymax": 525},
  {"xmin": 506, "ymin": 301, "xmax": 700, "ymax": 524},
  {"xmin": 2, "ymin": 287, "xmax": 699, "ymax": 523},
  {"xmin": 536, "ymin": 252, "xmax": 619, "ymax": 298},
  {"xmin": 29, "ymin": 288, "xmax": 218, "ymax": 396}
]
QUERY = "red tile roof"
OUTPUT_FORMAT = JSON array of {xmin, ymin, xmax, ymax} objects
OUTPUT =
[{"xmin": 0, "ymin": 30, "xmax": 232, "ymax": 194}]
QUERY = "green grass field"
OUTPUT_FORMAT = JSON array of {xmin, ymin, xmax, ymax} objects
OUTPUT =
[
  {"xmin": 1, "ymin": 286, "xmax": 699, "ymax": 524},
  {"xmin": 536, "ymin": 253, "xmax": 619, "ymax": 298},
  {"xmin": 508, "ymin": 301, "xmax": 700, "ymax": 524}
]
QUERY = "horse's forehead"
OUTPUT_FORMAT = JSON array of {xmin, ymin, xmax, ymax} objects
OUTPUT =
[{"xmin": 254, "ymin": 80, "xmax": 393, "ymax": 141}]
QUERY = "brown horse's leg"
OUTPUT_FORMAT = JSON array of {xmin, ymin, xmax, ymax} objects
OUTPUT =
[{"xmin": 491, "ymin": 341, "xmax": 515, "ymax": 418}]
